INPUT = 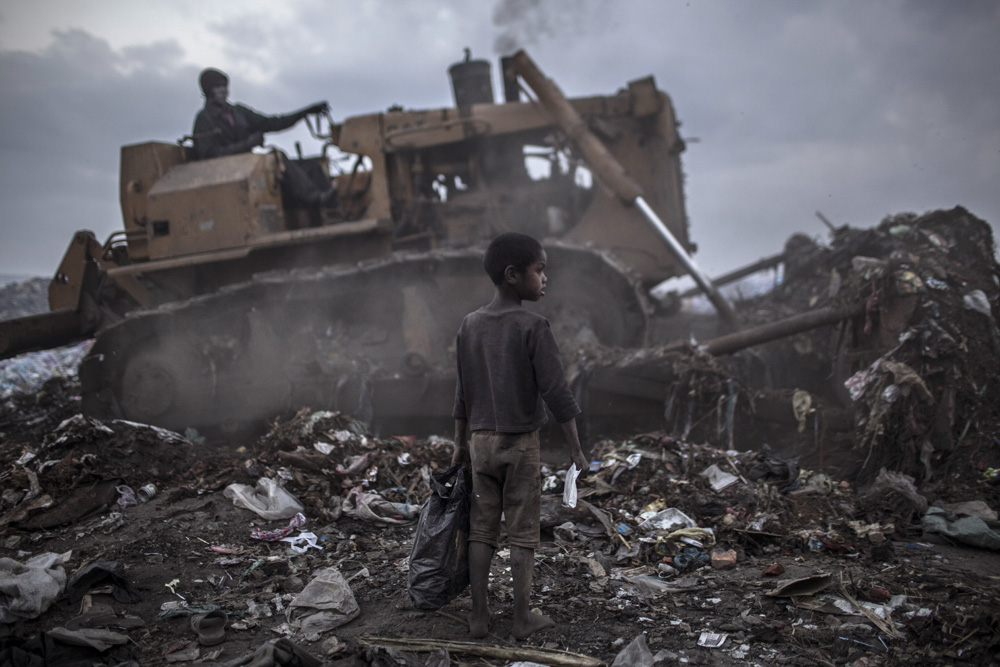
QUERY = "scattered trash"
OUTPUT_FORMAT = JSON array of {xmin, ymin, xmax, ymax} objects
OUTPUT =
[
  {"xmin": 936, "ymin": 500, "xmax": 997, "ymax": 522},
  {"xmin": 788, "ymin": 472, "xmax": 833, "ymax": 497},
  {"xmin": 637, "ymin": 507, "xmax": 694, "ymax": 533},
  {"xmin": 223, "ymin": 477, "xmax": 305, "ymax": 520},
  {"xmin": 190, "ymin": 609, "xmax": 227, "ymax": 646},
  {"xmin": 699, "ymin": 464, "xmax": 739, "ymax": 492},
  {"xmin": 67, "ymin": 561, "xmax": 142, "ymax": 604},
  {"xmin": 610, "ymin": 633, "xmax": 654, "ymax": 667},
  {"xmin": 766, "ymin": 573, "xmax": 834, "ymax": 598},
  {"xmin": 861, "ymin": 468, "xmax": 928, "ymax": 515},
  {"xmin": 343, "ymin": 487, "xmax": 420, "ymax": 524},
  {"xmin": 963, "ymin": 289, "xmax": 993, "ymax": 317},
  {"xmin": 746, "ymin": 449, "xmax": 800, "ymax": 494},
  {"xmin": 710, "ymin": 548, "xmax": 737, "ymax": 570},
  {"xmin": 286, "ymin": 567, "xmax": 360, "ymax": 637},
  {"xmin": 0, "ymin": 340, "xmax": 92, "ymax": 398},
  {"xmin": 280, "ymin": 532, "xmax": 323, "ymax": 554},
  {"xmin": 563, "ymin": 463, "xmax": 581, "ymax": 508},
  {"xmin": 250, "ymin": 512, "xmax": 307, "ymax": 541},
  {"xmin": 762, "ymin": 562, "xmax": 785, "ymax": 576},
  {"xmin": 136, "ymin": 484, "xmax": 157, "ymax": 502},
  {"xmin": 46, "ymin": 626, "xmax": 128, "ymax": 652},
  {"xmin": 671, "ymin": 545, "xmax": 710, "ymax": 571},
  {"xmin": 697, "ymin": 631, "xmax": 727, "ymax": 648},
  {"xmin": 0, "ymin": 551, "xmax": 72, "ymax": 622},
  {"xmin": 922, "ymin": 506, "xmax": 1000, "ymax": 550},
  {"xmin": 116, "ymin": 485, "xmax": 137, "ymax": 509},
  {"xmin": 2, "ymin": 206, "xmax": 1000, "ymax": 663}
]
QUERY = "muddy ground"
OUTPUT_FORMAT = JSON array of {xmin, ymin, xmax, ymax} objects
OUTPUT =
[{"xmin": 2, "ymin": 377, "xmax": 999, "ymax": 666}]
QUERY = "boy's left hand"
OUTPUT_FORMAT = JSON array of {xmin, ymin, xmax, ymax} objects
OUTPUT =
[
  {"xmin": 452, "ymin": 418, "xmax": 469, "ymax": 467},
  {"xmin": 451, "ymin": 447, "xmax": 470, "ymax": 467}
]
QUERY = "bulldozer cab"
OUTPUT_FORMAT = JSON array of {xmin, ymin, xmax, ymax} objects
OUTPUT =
[
  {"xmin": 119, "ymin": 143, "xmax": 351, "ymax": 263},
  {"xmin": 116, "ymin": 53, "xmax": 691, "ymax": 290}
]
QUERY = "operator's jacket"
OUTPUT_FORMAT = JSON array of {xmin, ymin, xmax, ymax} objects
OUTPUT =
[{"xmin": 192, "ymin": 101, "xmax": 302, "ymax": 160}]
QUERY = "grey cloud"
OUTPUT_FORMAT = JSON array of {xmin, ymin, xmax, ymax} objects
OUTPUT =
[
  {"xmin": 0, "ymin": 30, "xmax": 198, "ymax": 273},
  {"xmin": 0, "ymin": 0, "xmax": 997, "ymax": 278}
]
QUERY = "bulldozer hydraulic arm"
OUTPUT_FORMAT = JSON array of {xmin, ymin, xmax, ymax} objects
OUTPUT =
[{"xmin": 511, "ymin": 50, "xmax": 740, "ymax": 331}]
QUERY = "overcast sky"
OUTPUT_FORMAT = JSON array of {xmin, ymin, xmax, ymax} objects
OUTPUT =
[{"xmin": 1, "ymin": 0, "xmax": 997, "ymax": 280}]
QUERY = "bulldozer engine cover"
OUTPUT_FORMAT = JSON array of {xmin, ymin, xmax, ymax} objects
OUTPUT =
[{"xmin": 144, "ymin": 151, "xmax": 283, "ymax": 259}]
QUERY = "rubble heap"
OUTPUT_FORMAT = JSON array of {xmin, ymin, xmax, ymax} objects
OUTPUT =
[{"xmin": 628, "ymin": 207, "xmax": 1000, "ymax": 491}]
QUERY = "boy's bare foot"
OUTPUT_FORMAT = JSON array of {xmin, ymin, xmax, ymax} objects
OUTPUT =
[
  {"xmin": 512, "ymin": 610, "xmax": 555, "ymax": 640},
  {"xmin": 468, "ymin": 610, "xmax": 491, "ymax": 639}
]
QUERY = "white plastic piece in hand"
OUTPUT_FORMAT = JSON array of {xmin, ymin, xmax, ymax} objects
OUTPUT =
[{"xmin": 562, "ymin": 464, "xmax": 580, "ymax": 508}]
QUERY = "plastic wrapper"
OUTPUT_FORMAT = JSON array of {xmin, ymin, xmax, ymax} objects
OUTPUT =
[
  {"xmin": 342, "ymin": 488, "xmax": 420, "ymax": 524},
  {"xmin": 286, "ymin": 567, "xmax": 360, "ymax": 636},
  {"xmin": 610, "ymin": 633, "xmax": 654, "ymax": 667},
  {"xmin": 637, "ymin": 507, "xmax": 694, "ymax": 533},
  {"xmin": 407, "ymin": 466, "xmax": 471, "ymax": 610},
  {"xmin": 250, "ymin": 512, "xmax": 307, "ymax": 541},
  {"xmin": 223, "ymin": 477, "xmax": 304, "ymax": 520}
]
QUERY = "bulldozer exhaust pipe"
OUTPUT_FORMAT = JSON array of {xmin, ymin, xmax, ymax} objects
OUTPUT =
[{"xmin": 509, "ymin": 50, "xmax": 740, "ymax": 331}]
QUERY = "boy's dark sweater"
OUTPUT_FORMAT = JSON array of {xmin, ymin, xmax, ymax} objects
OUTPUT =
[{"xmin": 453, "ymin": 304, "xmax": 580, "ymax": 433}]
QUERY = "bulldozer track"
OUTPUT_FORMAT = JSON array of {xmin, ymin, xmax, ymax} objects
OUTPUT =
[{"xmin": 80, "ymin": 244, "xmax": 651, "ymax": 434}]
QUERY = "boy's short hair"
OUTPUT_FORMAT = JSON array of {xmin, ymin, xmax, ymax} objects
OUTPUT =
[{"xmin": 483, "ymin": 232, "xmax": 543, "ymax": 285}]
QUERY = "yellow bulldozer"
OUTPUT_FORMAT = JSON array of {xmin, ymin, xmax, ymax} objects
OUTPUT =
[{"xmin": 1, "ymin": 51, "xmax": 733, "ymax": 435}]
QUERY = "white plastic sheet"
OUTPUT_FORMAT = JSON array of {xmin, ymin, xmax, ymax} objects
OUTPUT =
[
  {"xmin": 562, "ymin": 464, "xmax": 580, "ymax": 508},
  {"xmin": 223, "ymin": 477, "xmax": 304, "ymax": 520}
]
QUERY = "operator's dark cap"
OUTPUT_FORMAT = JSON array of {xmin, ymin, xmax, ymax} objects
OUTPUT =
[{"xmin": 199, "ymin": 68, "xmax": 229, "ymax": 96}]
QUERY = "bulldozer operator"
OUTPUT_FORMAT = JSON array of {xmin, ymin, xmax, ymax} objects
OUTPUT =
[{"xmin": 192, "ymin": 67, "xmax": 338, "ymax": 210}]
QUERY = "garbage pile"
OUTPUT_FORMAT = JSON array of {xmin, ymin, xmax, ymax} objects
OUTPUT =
[
  {"xmin": 0, "ymin": 275, "xmax": 91, "ymax": 399},
  {"xmin": 0, "ymin": 341, "xmax": 92, "ymax": 398},
  {"xmin": 741, "ymin": 207, "xmax": 1000, "ymax": 487},
  {"xmin": 605, "ymin": 207, "xmax": 1000, "ymax": 492}
]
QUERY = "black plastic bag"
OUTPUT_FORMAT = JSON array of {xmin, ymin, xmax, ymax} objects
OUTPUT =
[{"xmin": 407, "ymin": 465, "xmax": 471, "ymax": 610}]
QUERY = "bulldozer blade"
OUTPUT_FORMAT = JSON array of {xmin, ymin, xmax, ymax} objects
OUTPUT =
[{"xmin": 0, "ymin": 308, "xmax": 91, "ymax": 360}]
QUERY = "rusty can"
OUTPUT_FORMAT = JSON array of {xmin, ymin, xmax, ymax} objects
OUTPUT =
[{"xmin": 137, "ymin": 484, "xmax": 157, "ymax": 502}]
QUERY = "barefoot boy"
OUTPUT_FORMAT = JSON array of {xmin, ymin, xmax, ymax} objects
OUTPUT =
[{"xmin": 451, "ymin": 231, "xmax": 588, "ymax": 640}]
